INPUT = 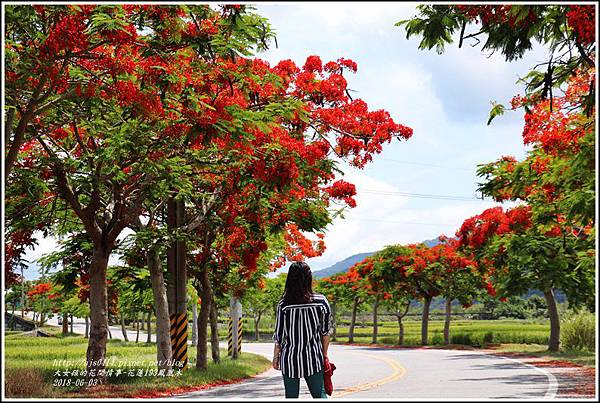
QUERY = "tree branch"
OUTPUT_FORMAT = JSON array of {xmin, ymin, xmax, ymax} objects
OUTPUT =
[
  {"xmin": 40, "ymin": 141, "xmax": 102, "ymax": 244},
  {"xmin": 182, "ymin": 187, "xmax": 222, "ymax": 232},
  {"xmin": 575, "ymin": 41, "xmax": 594, "ymax": 67}
]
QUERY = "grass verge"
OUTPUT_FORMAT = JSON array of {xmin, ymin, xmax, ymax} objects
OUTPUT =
[{"xmin": 4, "ymin": 332, "xmax": 270, "ymax": 398}]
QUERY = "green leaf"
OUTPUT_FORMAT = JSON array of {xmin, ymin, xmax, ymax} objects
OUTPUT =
[{"xmin": 487, "ymin": 102, "xmax": 506, "ymax": 125}]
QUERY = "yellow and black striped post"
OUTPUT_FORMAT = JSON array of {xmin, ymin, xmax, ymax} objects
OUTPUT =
[
  {"xmin": 170, "ymin": 313, "xmax": 188, "ymax": 370},
  {"xmin": 237, "ymin": 316, "xmax": 243, "ymax": 354},
  {"xmin": 166, "ymin": 197, "xmax": 188, "ymax": 369},
  {"xmin": 227, "ymin": 317, "xmax": 234, "ymax": 356},
  {"xmin": 230, "ymin": 297, "xmax": 242, "ymax": 359}
]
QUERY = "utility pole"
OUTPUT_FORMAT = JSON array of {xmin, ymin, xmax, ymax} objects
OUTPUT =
[
  {"xmin": 229, "ymin": 297, "xmax": 242, "ymax": 359},
  {"xmin": 167, "ymin": 197, "xmax": 188, "ymax": 370},
  {"xmin": 20, "ymin": 265, "xmax": 25, "ymax": 318}
]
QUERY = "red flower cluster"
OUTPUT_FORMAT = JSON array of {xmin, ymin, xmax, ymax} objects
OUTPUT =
[
  {"xmin": 566, "ymin": 5, "xmax": 595, "ymax": 45},
  {"xmin": 283, "ymin": 224, "xmax": 326, "ymax": 261},
  {"xmin": 484, "ymin": 281, "xmax": 497, "ymax": 297},
  {"xmin": 323, "ymin": 180, "xmax": 357, "ymax": 207},
  {"xmin": 455, "ymin": 5, "xmax": 537, "ymax": 28},
  {"xmin": 103, "ymin": 23, "xmax": 138, "ymax": 44},
  {"xmin": 42, "ymin": 12, "xmax": 89, "ymax": 57},
  {"xmin": 513, "ymin": 69, "xmax": 594, "ymax": 155},
  {"xmin": 27, "ymin": 282, "xmax": 53, "ymax": 299},
  {"xmin": 303, "ymin": 55, "xmax": 323, "ymax": 73},
  {"xmin": 522, "ymin": 98, "xmax": 584, "ymax": 154},
  {"xmin": 457, "ymin": 205, "xmax": 532, "ymax": 249}
]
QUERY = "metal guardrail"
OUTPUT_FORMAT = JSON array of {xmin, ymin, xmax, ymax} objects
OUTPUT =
[
  {"xmin": 5, "ymin": 312, "xmax": 36, "ymax": 331},
  {"xmin": 5, "ymin": 312, "xmax": 51, "ymax": 336}
]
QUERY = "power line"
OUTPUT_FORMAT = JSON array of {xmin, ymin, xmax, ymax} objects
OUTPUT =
[
  {"xmin": 378, "ymin": 158, "xmax": 475, "ymax": 172},
  {"xmin": 351, "ymin": 218, "xmax": 455, "ymax": 227},
  {"xmin": 358, "ymin": 188, "xmax": 485, "ymax": 202}
]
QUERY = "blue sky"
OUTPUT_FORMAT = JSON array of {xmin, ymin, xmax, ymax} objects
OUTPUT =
[{"xmin": 20, "ymin": 2, "xmax": 549, "ymax": 280}]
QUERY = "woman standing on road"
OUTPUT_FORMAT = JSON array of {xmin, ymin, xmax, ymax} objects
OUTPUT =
[{"xmin": 272, "ymin": 261, "xmax": 332, "ymax": 399}]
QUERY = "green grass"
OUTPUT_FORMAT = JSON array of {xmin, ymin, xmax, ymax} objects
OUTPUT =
[
  {"xmin": 333, "ymin": 320, "xmax": 550, "ymax": 346},
  {"xmin": 235, "ymin": 319, "xmax": 553, "ymax": 345},
  {"xmin": 4, "ymin": 332, "xmax": 270, "ymax": 398}
]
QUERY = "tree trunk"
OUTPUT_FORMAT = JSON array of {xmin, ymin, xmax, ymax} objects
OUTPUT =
[
  {"xmin": 421, "ymin": 296, "xmax": 432, "ymax": 346},
  {"xmin": 147, "ymin": 247, "xmax": 172, "ymax": 370},
  {"xmin": 331, "ymin": 301, "xmax": 337, "ymax": 341},
  {"xmin": 5, "ymin": 108, "xmax": 34, "ymax": 180},
  {"xmin": 196, "ymin": 265, "xmax": 212, "ymax": 370},
  {"xmin": 62, "ymin": 313, "xmax": 69, "ymax": 335},
  {"xmin": 192, "ymin": 301, "xmax": 198, "ymax": 347},
  {"xmin": 120, "ymin": 314, "xmax": 129, "ymax": 341},
  {"xmin": 443, "ymin": 297, "xmax": 452, "ymax": 345},
  {"xmin": 543, "ymin": 288, "xmax": 560, "ymax": 352},
  {"xmin": 371, "ymin": 295, "xmax": 380, "ymax": 344},
  {"xmin": 254, "ymin": 313, "xmax": 261, "ymax": 341},
  {"xmin": 210, "ymin": 297, "xmax": 220, "ymax": 364},
  {"xmin": 146, "ymin": 311, "xmax": 152, "ymax": 343},
  {"xmin": 397, "ymin": 301, "xmax": 410, "ymax": 345},
  {"xmin": 348, "ymin": 297, "xmax": 359, "ymax": 343},
  {"xmin": 135, "ymin": 313, "xmax": 140, "ymax": 343},
  {"xmin": 85, "ymin": 316, "xmax": 89, "ymax": 338},
  {"xmin": 107, "ymin": 325, "xmax": 112, "ymax": 339},
  {"xmin": 86, "ymin": 247, "xmax": 110, "ymax": 379},
  {"xmin": 397, "ymin": 315, "xmax": 404, "ymax": 345},
  {"xmin": 70, "ymin": 314, "xmax": 74, "ymax": 334}
]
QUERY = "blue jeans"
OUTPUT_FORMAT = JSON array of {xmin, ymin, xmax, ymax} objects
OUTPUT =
[{"xmin": 282, "ymin": 370, "xmax": 327, "ymax": 398}]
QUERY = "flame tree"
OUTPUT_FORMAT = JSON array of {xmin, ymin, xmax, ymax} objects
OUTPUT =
[
  {"xmin": 5, "ymin": 4, "xmax": 413, "ymax": 376},
  {"xmin": 466, "ymin": 71, "xmax": 596, "ymax": 351},
  {"xmin": 399, "ymin": 3, "xmax": 595, "ymax": 352}
]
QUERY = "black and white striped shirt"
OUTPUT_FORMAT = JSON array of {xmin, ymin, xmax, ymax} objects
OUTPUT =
[{"xmin": 273, "ymin": 293, "xmax": 332, "ymax": 378}]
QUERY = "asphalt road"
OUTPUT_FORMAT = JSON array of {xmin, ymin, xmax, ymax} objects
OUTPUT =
[
  {"xmin": 17, "ymin": 312, "xmax": 558, "ymax": 399},
  {"xmin": 174, "ymin": 343, "xmax": 558, "ymax": 400}
]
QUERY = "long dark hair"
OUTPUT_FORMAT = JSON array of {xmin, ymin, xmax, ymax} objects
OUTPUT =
[{"xmin": 282, "ymin": 261, "xmax": 314, "ymax": 306}]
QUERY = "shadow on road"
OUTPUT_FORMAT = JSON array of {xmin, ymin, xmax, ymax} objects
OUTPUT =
[
  {"xmin": 179, "ymin": 371, "xmax": 288, "ymax": 399},
  {"xmin": 454, "ymin": 374, "xmax": 547, "ymax": 385},
  {"xmin": 494, "ymin": 391, "xmax": 552, "ymax": 399},
  {"xmin": 442, "ymin": 353, "xmax": 535, "ymax": 371}
]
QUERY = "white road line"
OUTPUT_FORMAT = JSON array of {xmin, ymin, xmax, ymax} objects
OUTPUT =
[{"xmin": 493, "ymin": 355, "xmax": 558, "ymax": 399}]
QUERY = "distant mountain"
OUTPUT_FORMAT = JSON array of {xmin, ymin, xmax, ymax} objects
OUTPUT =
[
  {"xmin": 523, "ymin": 289, "xmax": 566, "ymax": 302},
  {"xmin": 422, "ymin": 237, "xmax": 442, "ymax": 247},
  {"xmin": 416, "ymin": 289, "xmax": 566, "ymax": 309},
  {"xmin": 312, "ymin": 237, "xmax": 442, "ymax": 279},
  {"xmin": 312, "ymin": 252, "xmax": 377, "ymax": 279}
]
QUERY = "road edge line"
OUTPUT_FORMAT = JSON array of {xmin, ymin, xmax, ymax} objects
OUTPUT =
[{"xmin": 490, "ymin": 354, "xmax": 559, "ymax": 399}]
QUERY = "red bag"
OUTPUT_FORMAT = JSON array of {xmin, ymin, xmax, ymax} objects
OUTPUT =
[{"xmin": 323, "ymin": 357, "xmax": 336, "ymax": 396}]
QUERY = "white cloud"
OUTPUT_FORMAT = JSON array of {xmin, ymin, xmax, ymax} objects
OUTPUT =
[
  {"xmin": 19, "ymin": 234, "xmax": 60, "ymax": 278},
  {"xmin": 307, "ymin": 190, "xmax": 516, "ymax": 271}
]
